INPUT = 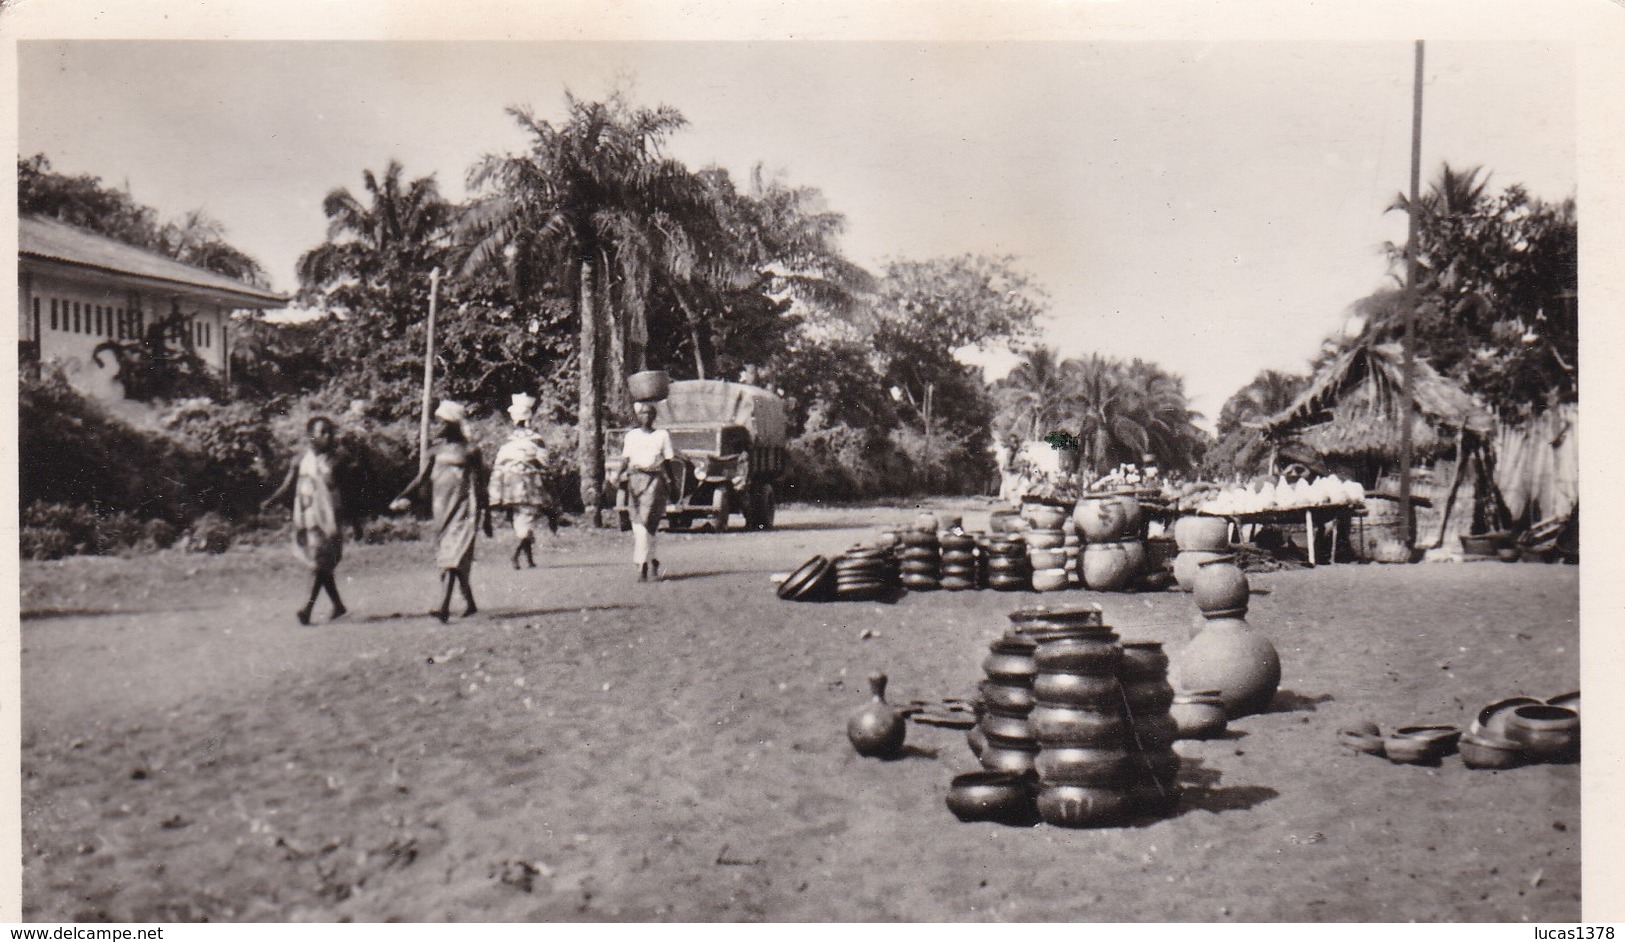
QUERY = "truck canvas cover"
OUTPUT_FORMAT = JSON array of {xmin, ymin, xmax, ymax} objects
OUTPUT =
[{"xmin": 655, "ymin": 380, "xmax": 788, "ymax": 448}]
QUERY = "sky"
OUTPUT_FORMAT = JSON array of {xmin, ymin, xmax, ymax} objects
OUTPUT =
[{"xmin": 16, "ymin": 39, "xmax": 1575, "ymax": 426}]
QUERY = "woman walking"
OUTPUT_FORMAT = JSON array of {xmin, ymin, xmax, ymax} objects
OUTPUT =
[
  {"xmin": 612, "ymin": 400, "xmax": 677, "ymax": 582},
  {"xmin": 390, "ymin": 400, "xmax": 493, "ymax": 622},
  {"xmin": 263, "ymin": 415, "xmax": 361, "ymax": 625},
  {"xmin": 488, "ymin": 392, "xmax": 556, "ymax": 569}
]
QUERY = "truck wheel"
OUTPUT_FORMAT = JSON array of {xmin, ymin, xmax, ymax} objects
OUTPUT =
[{"xmin": 710, "ymin": 488, "xmax": 731, "ymax": 533}]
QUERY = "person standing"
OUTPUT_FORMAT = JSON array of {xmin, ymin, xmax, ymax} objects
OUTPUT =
[
  {"xmin": 390, "ymin": 400, "xmax": 493, "ymax": 622},
  {"xmin": 262, "ymin": 415, "xmax": 362, "ymax": 625},
  {"xmin": 489, "ymin": 392, "xmax": 556, "ymax": 569},
  {"xmin": 613, "ymin": 400, "xmax": 677, "ymax": 582}
]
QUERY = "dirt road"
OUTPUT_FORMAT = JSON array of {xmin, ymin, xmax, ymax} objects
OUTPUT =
[{"xmin": 19, "ymin": 503, "xmax": 1581, "ymax": 921}]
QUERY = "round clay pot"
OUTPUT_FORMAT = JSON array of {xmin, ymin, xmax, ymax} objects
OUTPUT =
[
  {"xmin": 1173, "ymin": 550, "xmax": 1228, "ymax": 592},
  {"xmin": 1034, "ymin": 746, "xmax": 1132, "ymax": 787},
  {"xmin": 989, "ymin": 574, "xmax": 1031, "ymax": 591},
  {"xmin": 900, "ymin": 528, "xmax": 939, "ymax": 548},
  {"xmin": 1031, "ymin": 568, "xmax": 1070, "ymax": 592},
  {"xmin": 940, "ymin": 547, "xmax": 977, "ymax": 566},
  {"xmin": 1171, "ymin": 617, "xmax": 1281, "ymax": 718},
  {"xmin": 1037, "ymin": 784, "xmax": 1130, "ymax": 828},
  {"xmin": 1174, "ymin": 515, "xmax": 1230, "ymax": 552},
  {"xmin": 899, "ymin": 559, "xmax": 940, "ymax": 578},
  {"xmin": 940, "ymin": 532, "xmax": 976, "ymax": 551},
  {"xmin": 987, "ymin": 554, "xmax": 1029, "ymax": 574},
  {"xmin": 1128, "ymin": 712, "xmax": 1180, "ymax": 751},
  {"xmin": 1119, "ymin": 641, "xmax": 1170, "ymax": 679},
  {"xmin": 1028, "ymin": 505, "xmax": 1069, "ymax": 531},
  {"xmin": 1032, "ymin": 672, "xmax": 1122, "ymax": 710},
  {"xmin": 897, "ymin": 544, "xmax": 941, "ymax": 562},
  {"xmin": 1120, "ymin": 539, "xmax": 1147, "ymax": 577},
  {"xmin": 1393, "ymin": 725, "xmax": 1461, "ymax": 757},
  {"xmin": 1169, "ymin": 693, "xmax": 1228, "ymax": 739},
  {"xmin": 1009, "ymin": 604, "xmax": 1105, "ymax": 629},
  {"xmin": 847, "ymin": 673, "xmax": 906, "ymax": 758},
  {"xmin": 982, "ymin": 638, "xmax": 1037, "ymax": 685},
  {"xmin": 988, "ymin": 536, "xmax": 1026, "ymax": 555},
  {"xmin": 1384, "ymin": 733, "xmax": 1444, "ymax": 764},
  {"xmin": 900, "ymin": 574, "xmax": 940, "ymax": 591},
  {"xmin": 966, "ymin": 724, "xmax": 988, "ymax": 759},
  {"xmin": 1082, "ymin": 542, "xmax": 1136, "ymax": 592},
  {"xmin": 1470, "ymin": 696, "xmax": 1544, "ymax": 739},
  {"xmin": 1028, "ymin": 703, "xmax": 1128, "ymax": 746},
  {"xmin": 1459, "ymin": 732, "xmax": 1524, "ymax": 770},
  {"xmin": 913, "ymin": 511, "xmax": 939, "ymax": 532},
  {"xmin": 1122, "ymin": 677, "xmax": 1176, "ymax": 715},
  {"xmin": 1074, "ymin": 497, "xmax": 1129, "ymax": 542},
  {"xmin": 940, "ymin": 575, "xmax": 976, "ymax": 592},
  {"xmin": 1033, "ymin": 635, "xmax": 1122, "ymax": 674},
  {"xmin": 988, "ymin": 510, "xmax": 1024, "ymax": 534},
  {"xmin": 1504, "ymin": 705, "xmax": 1580, "ymax": 763},
  {"xmin": 979, "ymin": 740, "xmax": 1039, "ymax": 776},
  {"xmin": 1029, "ymin": 548, "xmax": 1067, "ymax": 570},
  {"xmin": 1192, "ymin": 555, "xmax": 1249, "ymax": 618},
  {"xmin": 945, "ymin": 771, "xmax": 1035, "ymax": 823},
  {"xmin": 978, "ymin": 680, "xmax": 1036, "ymax": 715},
  {"xmin": 1026, "ymin": 529, "xmax": 1066, "ymax": 550},
  {"xmin": 980, "ymin": 710, "xmax": 1035, "ymax": 745}
]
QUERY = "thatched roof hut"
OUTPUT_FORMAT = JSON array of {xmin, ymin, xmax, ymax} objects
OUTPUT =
[{"xmin": 1254, "ymin": 343, "xmax": 1493, "ymax": 462}]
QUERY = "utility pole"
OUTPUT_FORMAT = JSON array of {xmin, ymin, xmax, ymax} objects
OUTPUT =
[
  {"xmin": 924, "ymin": 382, "xmax": 935, "ymax": 494},
  {"xmin": 419, "ymin": 267, "xmax": 441, "ymax": 470},
  {"xmin": 1398, "ymin": 40, "xmax": 1425, "ymax": 551}
]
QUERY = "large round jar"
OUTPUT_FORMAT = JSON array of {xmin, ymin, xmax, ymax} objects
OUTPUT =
[
  {"xmin": 1504, "ymin": 705, "xmax": 1580, "ymax": 763},
  {"xmin": 1037, "ymin": 784, "xmax": 1130, "ymax": 828},
  {"xmin": 1192, "ymin": 556, "xmax": 1250, "ymax": 618},
  {"xmin": 1034, "ymin": 746, "xmax": 1131, "ymax": 787},
  {"xmin": 1172, "ymin": 617, "xmax": 1281, "ymax": 718},
  {"xmin": 1029, "ymin": 702, "xmax": 1128, "ymax": 746},
  {"xmin": 1174, "ymin": 514, "xmax": 1230, "ymax": 552},
  {"xmin": 1082, "ymin": 542, "xmax": 1136, "ymax": 592},
  {"xmin": 1074, "ymin": 497, "xmax": 1130, "ymax": 543},
  {"xmin": 1120, "ymin": 540, "xmax": 1147, "ymax": 578},
  {"xmin": 1172, "ymin": 550, "xmax": 1228, "ymax": 592}
]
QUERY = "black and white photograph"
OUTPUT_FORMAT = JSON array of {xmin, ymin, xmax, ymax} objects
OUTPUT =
[{"xmin": 6, "ymin": 0, "xmax": 1621, "ymax": 926}]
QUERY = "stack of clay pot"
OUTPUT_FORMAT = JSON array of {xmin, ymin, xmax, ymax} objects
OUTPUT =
[
  {"xmin": 1074, "ymin": 492, "xmax": 1147, "ymax": 592},
  {"xmin": 1173, "ymin": 553, "xmax": 1282, "ymax": 719},
  {"xmin": 975, "ymin": 633, "xmax": 1040, "ymax": 776},
  {"xmin": 1171, "ymin": 514, "xmax": 1231, "ymax": 591},
  {"xmin": 1017, "ymin": 606, "xmax": 1135, "ymax": 827},
  {"xmin": 939, "ymin": 530, "xmax": 979, "ymax": 591},
  {"xmin": 1024, "ymin": 503, "xmax": 1071, "ymax": 593},
  {"xmin": 1063, "ymin": 523, "xmax": 1083, "ymax": 587},
  {"xmin": 897, "ymin": 526, "xmax": 941, "ymax": 592},
  {"xmin": 1119, "ymin": 641, "xmax": 1181, "ymax": 812},
  {"xmin": 833, "ymin": 545, "xmax": 890, "ymax": 601},
  {"xmin": 984, "ymin": 534, "xmax": 1030, "ymax": 591}
]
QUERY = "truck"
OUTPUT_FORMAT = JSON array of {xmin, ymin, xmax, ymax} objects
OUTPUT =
[{"xmin": 606, "ymin": 379, "xmax": 789, "ymax": 532}]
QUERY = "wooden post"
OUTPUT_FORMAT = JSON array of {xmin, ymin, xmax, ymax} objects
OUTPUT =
[
  {"xmin": 1398, "ymin": 40, "xmax": 1425, "ymax": 549},
  {"xmin": 419, "ymin": 267, "xmax": 441, "ymax": 470}
]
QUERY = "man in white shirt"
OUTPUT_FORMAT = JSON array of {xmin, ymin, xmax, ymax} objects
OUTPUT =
[{"xmin": 614, "ymin": 401, "xmax": 677, "ymax": 581}]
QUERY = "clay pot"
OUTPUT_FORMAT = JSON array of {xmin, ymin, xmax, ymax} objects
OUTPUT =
[
  {"xmin": 1122, "ymin": 677, "xmax": 1176, "ymax": 715},
  {"xmin": 1119, "ymin": 642, "xmax": 1170, "ymax": 680},
  {"xmin": 1393, "ymin": 725, "xmax": 1461, "ymax": 757},
  {"xmin": 989, "ymin": 574, "xmax": 1031, "ymax": 592},
  {"xmin": 1034, "ymin": 746, "xmax": 1131, "ymax": 787},
  {"xmin": 1504, "ymin": 705, "xmax": 1580, "ymax": 763},
  {"xmin": 988, "ymin": 509, "xmax": 1024, "ymax": 534},
  {"xmin": 1032, "ymin": 673, "xmax": 1123, "ymax": 710},
  {"xmin": 1026, "ymin": 529, "xmax": 1066, "ymax": 550},
  {"xmin": 1031, "ymin": 568, "xmax": 1069, "ymax": 592},
  {"xmin": 945, "ymin": 771, "xmax": 1035, "ymax": 823},
  {"xmin": 1029, "ymin": 703, "xmax": 1128, "ymax": 746},
  {"xmin": 980, "ymin": 710, "xmax": 1035, "ymax": 745},
  {"xmin": 979, "ymin": 740, "xmax": 1039, "ymax": 776},
  {"xmin": 1169, "ymin": 692, "xmax": 1228, "ymax": 739},
  {"xmin": 1192, "ymin": 555, "xmax": 1249, "ymax": 618},
  {"xmin": 847, "ymin": 673, "xmax": 906, "ymax": 758},
  {"xmin": 982, "ymin": 638, "xmax": 1037, "ymax": 686},
  {"xmin": 914, "ymin": 511, "xmax": 939, "ymax": 532},
  {"xmin": 1172, "ymin": 550, "xmax": 1227, "ymax": 592},
  {"xmin": 987, "ymin": 554, "xmax": 1029, "ymax": 575},
  {"xmin": 1171, "ymin": 617, "xmax": 1281, "ymax": 718},
  {"xmin": 1082, "ymin": 543, "xmax": 1136, "ymax": 592},
  {"xmin": 966, "ymin": 724, "xmax": 989, "ymax": 759},
  {"xmin": 627, "ymin": 369, "xmax": 671, "ymax": 402},
  {"xmin": 1033, "ymin": 635, "xmax": 1121, "ymax": 675},
  {"xmin": 940, "ymin": 532, "xmax": 976, "ymax": 552},
  {"xmin": 1074, "ymin": 495, "xmax": 1143, "ymax": 542},
  {"xmin": 1009, "ymin": 604, "xmax": 1105, "ymax": 630},
  {"xmin": 938, "ymin": 513, "xmax": 964, "ymax": 533},
  {"xmin": 900, "ymin": 528, "xmax": 939, "ymax": 548},
  {"xmin": 1384, "ymin": 733, "xmax": 1443, "ymax": 765},
  {"xmin": 1120, "ymin": 540, "xmax": 1147, "ymax": 577},
  {"xmin": 1470, "ymin": 696, "xmax": 1544, "ymax": 739},
  {"xmin": 979, "ymin": 680, "xmax": 1035, "ymax": 715},
  {"xmin": 1128, "ymin": 712, "xmax": 1180, "ymax": 751},
  {"xmin": 1028, "ymin": 505, "xmax": 1069, "ymax": 531},
  {"xmin": 1459, "ymin": 732, "xmax": 1524, "ymax": 770},
  {"xmin": 1174, "ymin": 515, "xmax": 1230, "ymax": 552},
  {"xmin": 1037, "ymin": 784, "xmax": 1130, "ymax": 828},
  {"xmin": 1547, "ymin": 691, "xmax": 1580, "ymax": 715},
  {"xmin": 1029, "ymin": 549, "xmax": 1067, "ymax": 571}
]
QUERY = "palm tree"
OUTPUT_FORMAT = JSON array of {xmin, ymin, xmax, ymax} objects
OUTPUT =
[
  {"xmin": 993, "ymin": 345, "xmax": 1070, "ymax": 441},
  {"xmin": 1061, "ymin": 354, "xmax": 1147, "ymax": 479},
  {"xmin": 460, "ymin": 92, "xmax": 706, "ymax": 524},
  {"xmin": 1120, "ymin": 358, "xmax": 1207, "ymax": 473}
]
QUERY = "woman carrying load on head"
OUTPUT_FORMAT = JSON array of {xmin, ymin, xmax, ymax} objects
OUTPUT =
[
  {"xmin": 489, "ymin": 392, "xmax": 557, "ymax": 569},
  {"xmin": 262, "ymin": 415, "xmax": 364, "ymax": 625},
  {"xmin": 390, "ymin": 400, "xmax": 493, "ymax": 622},
  {"xmin": 611, "ymin": 400, "xmax": 677, "ymax": 582}
]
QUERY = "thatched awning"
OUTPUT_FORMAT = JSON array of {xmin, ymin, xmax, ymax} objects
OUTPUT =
[{"xmin": 1255, "ymin": 343, "xmax": 1492, "ymax": 461}]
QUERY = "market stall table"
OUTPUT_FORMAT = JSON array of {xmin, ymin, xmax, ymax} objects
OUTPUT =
[{"xmin": 1208, "ymin": 504, "xmax": 1365, "ymax": 566}]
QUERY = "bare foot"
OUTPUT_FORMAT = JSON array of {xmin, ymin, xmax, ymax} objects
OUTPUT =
[
  {"xmin": 430, "ymin": 608, "xmax": 450, "ymax": 624},
  {"xmin": 330, "ymin": 605, "xmax": 348, "ymax": 621},
  {"xmin": 297, "ymin": 607, "xmax": 312, "ymax": 626}
]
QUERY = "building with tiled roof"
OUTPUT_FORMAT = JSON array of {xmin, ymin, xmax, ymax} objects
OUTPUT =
[{"xmin": 18, "ymin": 214, "xmax": 289, "ymax": 400}]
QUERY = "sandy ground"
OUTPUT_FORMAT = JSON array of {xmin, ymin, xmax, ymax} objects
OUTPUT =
[{"xmin": 18, "ymin": 502, "xmax": 1580, "ymax": 922}]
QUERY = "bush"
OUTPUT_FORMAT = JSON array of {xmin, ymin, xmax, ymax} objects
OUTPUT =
[
  {"xmin": 360, "ymin": 515, "xmax": 422, "ymax": 545},
  {"xmin": 185, "ymin": 512, "xmax": 235, "ymax": 554},
  {"xmin": 20, "ymin": 527, "xmax": 75, "ymax": 561}
]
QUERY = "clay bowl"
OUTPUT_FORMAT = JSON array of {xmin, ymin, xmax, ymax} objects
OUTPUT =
[
  {"xmin": 1170, "ymin": 694, "xmax": 1228, "ymax": 740},
  {"xmin": 777, "ymin": 555, "xmax": 832, "ymax": 601},
  {"xmin": 1337, "ymin": 721, "xmax": 1387, "ymax": 757},
  {"xmin": 1026, "ymin": 530, "xmax": 1067, "ymax": 550},
  {"xmin": 1504, "ymin": 705, "xmax": 1580, "ymax": 763},
  {"xmin": 1030, "ymin": 568, "xmax": 1070, "ymax": 592},
  {"xmin": 899, "ymin": 528, "xmax": 940, "ymax": 547},
  {"xmin": 1470, "ymin": 696, "xmax": 1544, "ymax": 739},
  {"xmin": 945, "ymin": 771, "xmax": 1036, "ymax": 823},
  {"xmin": 1029, "ymin": 549, "xmax": 1068, "ymax": 571},
  {"xmin": 1034, "ymin": 746, "xmax": 1131, "ymax": 787},
  {"xmin": 1037, "ymin": 784, "xmax": 1131, "ymax": 828},
  {"xmin": 1459, "ymin": 731, "xmax": 1524, "ymax": 770},
  {"xmin": 1546, "ymin": 691, "xmax": 1580, "ymax": 715},
  {"xmin": 978, "ymin": 741, "xmax": 1039, "ymax": 776},
  {"xmin": 1028, "ymin": 506, "xmax": 1070, "ymax": 531},
  {"xmin": 980, "ymin": 711, "xmax": 1035, "ymax": 745},
  {"xmin": 1032, "ymin": 636, "xmax": 1121, "ymax": 674},
  {"xmin": 1029, "ymin": 702, "xmax": 1128, "ymax": 747},
  {"xmin": 1393, "ymin": 725, "xmax": 1461, "ymax": 755},
  {"xmin": 979, "ymin": 681, "xmax": 1036, "ymax": 716},
  {"xmin": 1032, "ymin": 672, "xmax": 1122, "ymax": 710},
  {"xmin": 1384, "ymin": 726, "xmax": 1459, "ymax": 764}
]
